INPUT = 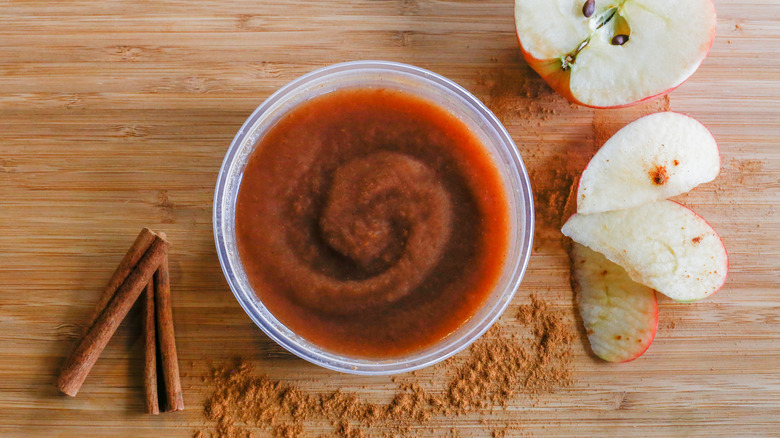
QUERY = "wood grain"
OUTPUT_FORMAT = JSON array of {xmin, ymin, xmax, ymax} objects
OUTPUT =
[{"xmin": 0, "ymin": 0, "xmax": 778, "ymax": 436}]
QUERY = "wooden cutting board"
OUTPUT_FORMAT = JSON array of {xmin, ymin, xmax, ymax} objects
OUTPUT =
[{"xmin": 1, "ymin": 1, "xmax": 778, "ymax": 436}]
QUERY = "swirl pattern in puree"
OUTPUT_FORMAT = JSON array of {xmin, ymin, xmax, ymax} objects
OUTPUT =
[{"xmin": 236, "ymin": 88, "xmax": 510, "ymax": 358}]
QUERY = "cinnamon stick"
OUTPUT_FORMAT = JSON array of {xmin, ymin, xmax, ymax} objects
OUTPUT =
[
  {"xmin": 86, "ymin": 228, "xmax": 156, "ymax": 327},
  {"xmin": 56, "ymin": 235, "xmax": 170, "ymax": 397},
  {"xmin": 143, "ymin": 280, "xmax": 160, "ymax": 415},
  {"xmin": 154, "ymin": 233, "xmax": 184, "ymax": 412}
]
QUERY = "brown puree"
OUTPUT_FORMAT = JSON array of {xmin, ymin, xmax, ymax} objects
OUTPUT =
[{"xmin": 235, "ymin": 88, "xmax": 510, "ymax": 357}]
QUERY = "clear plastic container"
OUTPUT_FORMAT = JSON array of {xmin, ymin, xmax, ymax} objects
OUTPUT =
[{"xmin": 213, "ymin": 61, "xmax": 534, "ymax": 375}]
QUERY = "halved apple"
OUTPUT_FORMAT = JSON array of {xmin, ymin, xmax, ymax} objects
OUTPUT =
[
  {"xmin": 562, "ymin": 200, "xmax": 728, "ymax": 302},
  {"xmin": 571, "ymin": 243, "xmax": 657, "ymax": 362},
  {"xmin": 578, "ymin": 112, "xmax": 720, "ymax": 214},
  {"xmin": 514, "ymin": 0, "xmax": 717, "ymax": 108}
]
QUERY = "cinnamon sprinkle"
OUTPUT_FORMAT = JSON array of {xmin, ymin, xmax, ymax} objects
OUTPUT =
[
  {"xmin": 649, "ymin": 165, "xmax": 669, "ymax": 185},
  {"xmin": 474, "ymin": 58, "xmax": 591, "ymax": 250},
  {"xmin": 198, "ymin": 294, "xmax": 573, "ymax": 437}
]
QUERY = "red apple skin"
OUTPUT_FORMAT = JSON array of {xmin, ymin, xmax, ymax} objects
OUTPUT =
[
  {"xmin": 515, "ymin": 4, "xmax": 717, "ymax": 109},
  {"xmin": 617, "ymin": 294, "xmax": 658, "ymax": 363},
  {"xmin": 517, "ymin": 43, "xmax": 582, "ymax": 105},
  {"xmin": 518, "ymin": 39, "xmax": 679, "ymax": 109},
  {"xmin": 571, "ymin": 244, "xmax": 660, "ymax": 363}
]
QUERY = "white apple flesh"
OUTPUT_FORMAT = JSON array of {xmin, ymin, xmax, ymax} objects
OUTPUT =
[
  {"xmin": 578, "ymin": 112, "xmax": 720, "ymax": 214},
  {"xmin": 571, "ymin": 243, "xmax": 657, "ymax": 363},
  {"xmin": 515, "ymin": 0, "xmax": 717, "ymax": 108},
  {"xmin": 562, "ymin": 200, "xmax": 728, "ymax": 302}
]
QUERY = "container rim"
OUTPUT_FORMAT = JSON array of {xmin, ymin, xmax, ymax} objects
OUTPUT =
[{"xmin": 213, "ymin": 60, "xmax": 534, "ymax": 375}]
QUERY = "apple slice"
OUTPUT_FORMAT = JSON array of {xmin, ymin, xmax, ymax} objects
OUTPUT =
[
  {"xmin": 514, "ymin": 0, "xmax": 717, "ymax": 108},
  {"xmin": 571, "ymin": 243, "xmax": 657, "ymax": 363},
  {"xmin": 578, "ymin": 112, "xmax": 720, "ymax": 214},
  {"xmin": 561, "ymin": 200, "xmax": 728, "ymax": 302}
]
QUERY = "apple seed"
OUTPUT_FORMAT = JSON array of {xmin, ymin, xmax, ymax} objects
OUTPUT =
[
  {"xmin": 582, "ymin": 0, "xmax": 596, "ymax": 18},
  {"xmin": 611, "ymin": 34, "xmax": 629, "ymax": 45}
]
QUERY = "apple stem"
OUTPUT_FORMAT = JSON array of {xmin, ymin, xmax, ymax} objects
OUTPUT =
[
  {"xmin": 562, "ymin": 38, "xmax": 591, "ymax": 71},
  {"xmin": 562, "ymin": 7, "xmax": 620, "ymax": 71}
]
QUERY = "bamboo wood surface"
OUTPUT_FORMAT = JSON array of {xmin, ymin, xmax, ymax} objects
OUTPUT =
[{"xmin": 0, "ymin": 0, "xmax": 778, "ymax": 436}]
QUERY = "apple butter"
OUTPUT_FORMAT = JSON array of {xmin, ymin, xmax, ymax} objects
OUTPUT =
[{"xmin": 235, "ymin": 87, "xmax": 510, "ymax": 357}]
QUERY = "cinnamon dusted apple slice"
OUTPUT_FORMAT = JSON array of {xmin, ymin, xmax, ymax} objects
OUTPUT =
[
  {"xmin": 578, "ymin": 112, "xmax": 720, "ymax": 214},
  {"xmin": 571, "ymin": 243, "xmax": 657, "ymax": 362},
  {"xmin": 562, "ymin": 200, "xmax": 728, "ymax": 302}
]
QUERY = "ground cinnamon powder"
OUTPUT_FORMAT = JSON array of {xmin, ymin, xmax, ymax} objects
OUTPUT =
[
  {"xmin": 477, "ymin": 64, "xmax": 558, "ymax": 126},
  {"xmin": 474, "ymin": 59, "xmax": 591, "ymax": 250},
  {"xmin": 475, "ymin": 60, "xmax": 673, "ymax": 251},
  {"xmin": 197, "ymin": 295, "xmax": 573, "ymax": 437}
]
